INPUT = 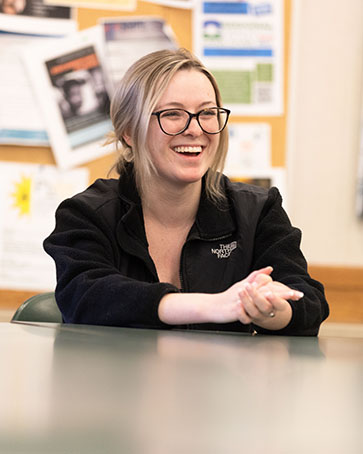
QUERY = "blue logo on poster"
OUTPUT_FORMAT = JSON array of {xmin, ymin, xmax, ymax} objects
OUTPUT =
[{"xmin": 203, "ymin": 20, "xmax": 221, "ymax": 39}]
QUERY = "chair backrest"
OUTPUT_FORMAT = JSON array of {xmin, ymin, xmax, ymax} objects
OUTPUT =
[{"xmin": 12, "ymin": 292, "xmax": 63, "ymax": 323}]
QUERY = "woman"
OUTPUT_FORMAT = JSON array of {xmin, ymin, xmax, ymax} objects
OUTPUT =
[{"xmin": 44, "ymin": 48, "xmax": 329, "ymax": 335}]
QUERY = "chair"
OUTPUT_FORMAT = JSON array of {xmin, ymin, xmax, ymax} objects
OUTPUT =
[{"xmin": 11, "ymin": 292, "xmax": 63, "ymax": 323}]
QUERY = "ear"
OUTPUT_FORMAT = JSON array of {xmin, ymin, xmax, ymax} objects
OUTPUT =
[{"xmin": 122, "ymin": 132, "xmax": 133, "ymax": 148}]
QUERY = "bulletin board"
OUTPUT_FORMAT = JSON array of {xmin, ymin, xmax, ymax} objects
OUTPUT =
[{"xmin": 0, "ymin": 0, "xmax": 291, "ymax": 310}]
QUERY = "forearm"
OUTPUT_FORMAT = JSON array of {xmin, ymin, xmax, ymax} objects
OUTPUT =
[
  {"xmin": 55, "ymin": 270, "xmax": 177, "ymax": 327},
  {"xmin": 158, "ymin": 292, "xmax": 218, "ymax": 325}
]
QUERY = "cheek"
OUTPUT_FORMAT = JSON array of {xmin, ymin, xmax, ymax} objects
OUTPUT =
[
  {"xmin": 147, "ymin": 121, "xmax": 166, "ymax": 147},
  {"xmin": 209, "ymin": 136, "xmax": 220, "ymax": 156},
  {"xmin": 146, "ymin": 128, "xmax": 170, "ymax": 163},
  {"xmin": 146, "ymin": 125, "xmax": 159, "ymax": 154}
]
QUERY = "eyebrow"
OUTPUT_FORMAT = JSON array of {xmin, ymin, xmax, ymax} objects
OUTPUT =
[{"xmin": 155, "ymin": 101, "xmax": 217, "ymax": 111}]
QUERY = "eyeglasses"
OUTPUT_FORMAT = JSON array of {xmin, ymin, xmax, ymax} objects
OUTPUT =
[{"xmin": 151, "ymin": 107, "xmax": 230, "ymax": 136}]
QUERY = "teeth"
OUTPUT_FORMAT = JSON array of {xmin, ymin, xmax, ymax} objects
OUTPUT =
[{"xmin": 174, "ymin": 146, "xmax": 202, "ymax": 153}]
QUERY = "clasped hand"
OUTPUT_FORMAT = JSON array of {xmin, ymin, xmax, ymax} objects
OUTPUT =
[
  {"xmin": 223, "ymin": 266, "xmax": 304, "ymax": 329},
  {"xmin": 158, "ymin": 266, "xmax": 303, "ymax": 330}
]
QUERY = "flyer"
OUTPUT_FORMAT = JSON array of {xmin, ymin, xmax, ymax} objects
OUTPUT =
[
  {"xmin": 194, "ymin": 0, "xmax": 284, "ymax": 115},
  {"xmin": 142, "ymin": 0, "xmax": 193, "ymax": 8},
  {"xmin": 0, "ymin": 0, "xmax": 76, "ymax": 146},
  {"xmin": 0, "ymin": 162, "xmax": 88, "ymax": 291},
  {"xmin": 43, "ymin": 0, "xmax": 136, "ymax": 10},
  {"xmin": 225, "ymin": 122, "xmax": 271, "ymax": 174},
  {"xmin": 0, "ymin": 0, "xmax": 76, "ymax": 35},
  {"xmin": 22, "ymin": 26, "xmax": 114, "ymax": 168},
  {"xmin": 0, "ymin": 32, "xmax": 51, "ymax": 146},
  {"xmin": 100, "ymin": 16, "xmax": 178, "ymax": 88}
]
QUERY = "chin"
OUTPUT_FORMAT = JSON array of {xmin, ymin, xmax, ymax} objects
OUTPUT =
[{"xmin": 178, "ymin": 169, "xmax": 207, "ymax": 184}]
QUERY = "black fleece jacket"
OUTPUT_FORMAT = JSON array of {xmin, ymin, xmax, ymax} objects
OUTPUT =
[{"xmin": 43, "ymin": 166, "xmax": 329, "ymax": 335}]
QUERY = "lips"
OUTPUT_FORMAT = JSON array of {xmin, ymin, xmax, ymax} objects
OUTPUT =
[{"xmin": 173, "ymin": 146, "xmax": 203, "ymax": 156}]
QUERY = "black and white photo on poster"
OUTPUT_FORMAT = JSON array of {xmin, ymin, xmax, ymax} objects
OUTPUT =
[{"xmin": 45, "ymin": 46, "xmax": 110, "ymax": 146}]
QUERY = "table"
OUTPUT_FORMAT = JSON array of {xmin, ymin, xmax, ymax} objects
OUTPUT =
[{"xmin": 1, "ymin": 322, "xmax": 362, "ymax": 453}]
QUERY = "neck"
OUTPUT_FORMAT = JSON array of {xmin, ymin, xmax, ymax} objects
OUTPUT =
[{"xmin": 142, "ymin": 179, "xmax": 201, "ymax": 228}]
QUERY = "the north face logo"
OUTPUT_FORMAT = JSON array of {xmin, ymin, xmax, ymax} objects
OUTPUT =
[{"xmin": 211, "ymin": 241, "xmax": 237, "ymax": 259}]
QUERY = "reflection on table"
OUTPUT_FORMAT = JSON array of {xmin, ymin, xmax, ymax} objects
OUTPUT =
[{"xmin": 0, "ymin": 322, "xmax": 362, "ymax": 453}]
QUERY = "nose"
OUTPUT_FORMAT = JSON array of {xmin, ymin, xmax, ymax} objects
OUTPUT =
[{"xmin": 183, "ymin": 115, "xmax": 203, "ymax": 136}]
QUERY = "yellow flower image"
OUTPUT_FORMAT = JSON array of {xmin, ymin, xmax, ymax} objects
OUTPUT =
[{"xmin": 11, "ymin": 175, "xmax": 32, "ymax": 216}]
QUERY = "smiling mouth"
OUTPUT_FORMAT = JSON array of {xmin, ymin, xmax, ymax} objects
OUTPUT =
[{"xmin": 173, "ymin": 146, "xmax": 203, "ymax": 157}]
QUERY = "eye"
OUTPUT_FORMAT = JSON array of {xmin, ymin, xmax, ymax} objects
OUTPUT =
[
  {"xmin": 200, "ymin": 108, "xmax": 218, "ymax": 119},
  {"xmin": 160, "ymin": 109, "xmax": 184, "ymax": 119}
]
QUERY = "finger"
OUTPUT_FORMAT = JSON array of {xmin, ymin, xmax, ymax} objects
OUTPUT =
[
  {"xmin": 270, "ymin": 289, "xmax": 303, "ymax": 301},
  {"xmin": 264, "ymin": 291, "xmax": 291, "ymax": 312},
  {"xmin": 246, "ymin": 283, "xmax": 274, "ymax": 315},
  {"xmin": 253, "ymin": 273, "xmax": 273, "ymax": 289},
  {"xmin": 288, "ymin": 290, "xmax": 304, "ymax": 301},
  {"xmin": 238, "ymin": 302, "xmax": 253, "ymax": 325},
  {"xmin": 240, "ymin": 285, "xmax": 266, "ymax": 320},
  {"xmin": 258, "ymin": 283, "xmax": 304, "ymax": 301},
  {"xmin": 245, "ymin": 266, "xmax": 273, "ymax": 284},
  {"xmin": 234, "ymin": 296, "xmax": 253, "ymax": 324}
]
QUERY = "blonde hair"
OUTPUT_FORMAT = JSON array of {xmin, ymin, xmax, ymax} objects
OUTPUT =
[{"xmin": 106, "ymin": 48, "xmax": 229, "ymax": 202}]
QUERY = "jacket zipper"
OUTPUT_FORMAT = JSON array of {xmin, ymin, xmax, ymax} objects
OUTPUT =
[
  {"xmin": 179, "ymin": 233, "xmax": 232, "ymax": 330},
  {"xmin": 179, "ymin": 233, "xmax": 231, "ymax": 292}
]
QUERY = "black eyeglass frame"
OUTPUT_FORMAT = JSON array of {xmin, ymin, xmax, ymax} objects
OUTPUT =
[{"xmin": 151, "ymin": 107, "xmax": 231, "ymax": 136}]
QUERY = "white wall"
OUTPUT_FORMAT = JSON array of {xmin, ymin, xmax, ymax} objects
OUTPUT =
[{"xmin": 287, "ymin": 0, "xmax": 363, "ymax": 266}]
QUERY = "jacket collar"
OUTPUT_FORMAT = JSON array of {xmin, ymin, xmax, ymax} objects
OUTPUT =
[
  {"xmin": 192, "ymin": 177, "xmax": 236, "ymax": 240},
  {"xmin": 117, "ymin": 164, "xmax": 147, "ymax": 247},
  {"xmin": 117, "ymin": 162, "xmax": 142, "ymax": 205},
  {"xmin": 117, "ymin": 163, "xmax": 236, "ymax": 242}
]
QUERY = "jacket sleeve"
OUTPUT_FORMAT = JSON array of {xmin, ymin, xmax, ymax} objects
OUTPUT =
[
  {"xmin": 251, "ymin": 187, "xmax": 329, "ymax": 336},
  {"xmin": 43, "ymin": 197, "xmax": 178, "ymax": 328}
]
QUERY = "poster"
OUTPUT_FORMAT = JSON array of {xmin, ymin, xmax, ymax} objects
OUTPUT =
[
  {"xmin": 22, "ymin": 26, "xmax": 114, "ymax": 169},
  {"xmin": 0, "ymin": 0, "xmax": 76, "ymax": 35},
  {"xmin": 225, "ymin": 122, "xmax": 271, "ymax": 174},
  {"xmin": 193, "ymin": 0, "xmax": 284, "ymax": 115},
  {"xmin": 142, "ymin": 0, "xmax": 193, "ymax": 8},
  {"xmin": 224, "ymin": 121, "xmax": 286, "ymax": 204},
  {"xmin": 0, "ymin": 0, "xmax": 76, "ymax": 146},
  {"xmin": 45, "ymin": 46, "xmax": 111, "ymax": 145},
  {"xmin": 0, "ymin": 162, "xmax": 89, "ymax": 291},
  {"xmin": 100, "ymin": 17, "xmax": 178, "ymax": 88},
  {"xmin": 43, "ymin": 0, "xmax": 136, "ymax": 10},
  {"xmin": 0, "ymin": 33, "xmax": 51, "ymax": 146}
]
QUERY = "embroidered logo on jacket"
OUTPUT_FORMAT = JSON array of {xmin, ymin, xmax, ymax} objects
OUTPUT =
[{"xmin": 211, "ymin": 241, "xmax": 237, "ymax": 259}]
